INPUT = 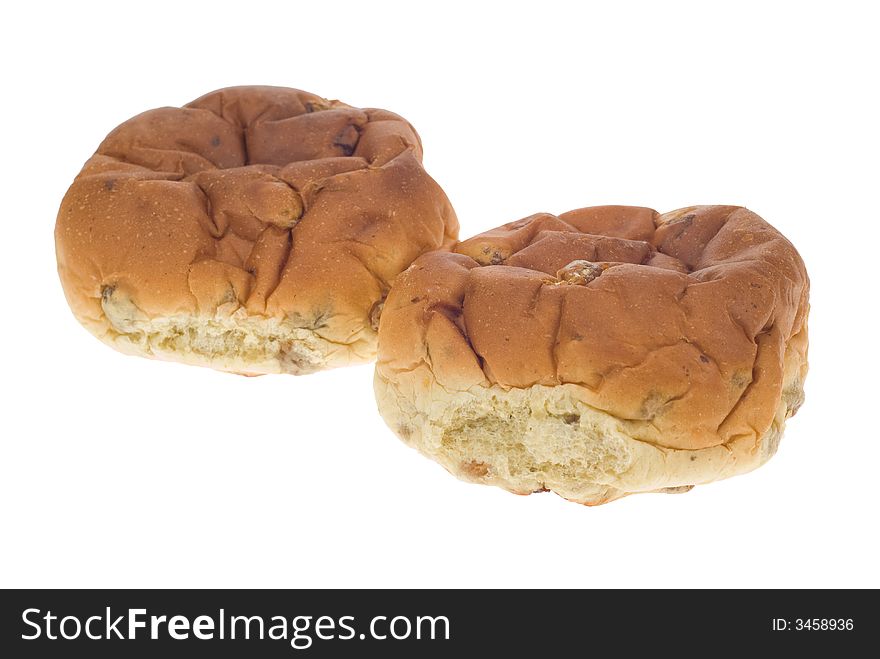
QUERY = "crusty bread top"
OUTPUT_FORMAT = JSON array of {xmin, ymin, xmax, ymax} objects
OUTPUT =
[
  {"xmin": 377, "ymin": 206, "xmax": 809, "ymax": 451},
  {"xmin": 56, "ymin": 86, "xmax": 458, "ymax": 346}
]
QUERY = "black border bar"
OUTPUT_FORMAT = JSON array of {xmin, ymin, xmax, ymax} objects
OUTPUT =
[{"xmin": 0, "ymin": 589, "xmax": 871, "ymax": 657}]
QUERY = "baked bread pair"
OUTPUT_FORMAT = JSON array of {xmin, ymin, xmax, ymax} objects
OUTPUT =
[{"xmin": 56, "ymin": 87, "xmax": 809, "ymax": 504}]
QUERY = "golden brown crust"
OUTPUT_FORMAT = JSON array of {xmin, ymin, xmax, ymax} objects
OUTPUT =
[
  {"xmin": 55, "ymin": 86, "xmax": 458, "ymax": 373},
  {"xmin": 376, "ymin": 205, "xmax": 809, "ymax": 454}
]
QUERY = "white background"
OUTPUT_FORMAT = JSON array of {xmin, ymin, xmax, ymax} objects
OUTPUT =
[{"xmin": 1, "ymin": 0, "xmax": 877, "ymax": 588}]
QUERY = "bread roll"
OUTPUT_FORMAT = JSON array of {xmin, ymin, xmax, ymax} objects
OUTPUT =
[
  {"xmin": 56, "ymin": 86, "xmax": 458, "ymax": 374},
  {"xmin": 375, "ymin": 206, "xmax": 809, "ymax": 505}
]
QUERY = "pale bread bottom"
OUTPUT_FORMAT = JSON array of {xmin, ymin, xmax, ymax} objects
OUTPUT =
[
  {"xmin": 96, "ymin": 307, "xmax": 375, "ymax": 375},
  {"xmin": 374, "ymin": 367, "xmax": 803, "ymax": 505}
]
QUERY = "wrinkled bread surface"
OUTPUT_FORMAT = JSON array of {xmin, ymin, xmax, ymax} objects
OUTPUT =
[
  {"xmin": 375, "ymin": 205, "xmax": 809, "ymax": 504},
  {"xmin": 56, "ymin": 86, "xmax": 458, "ymax": 374}
]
